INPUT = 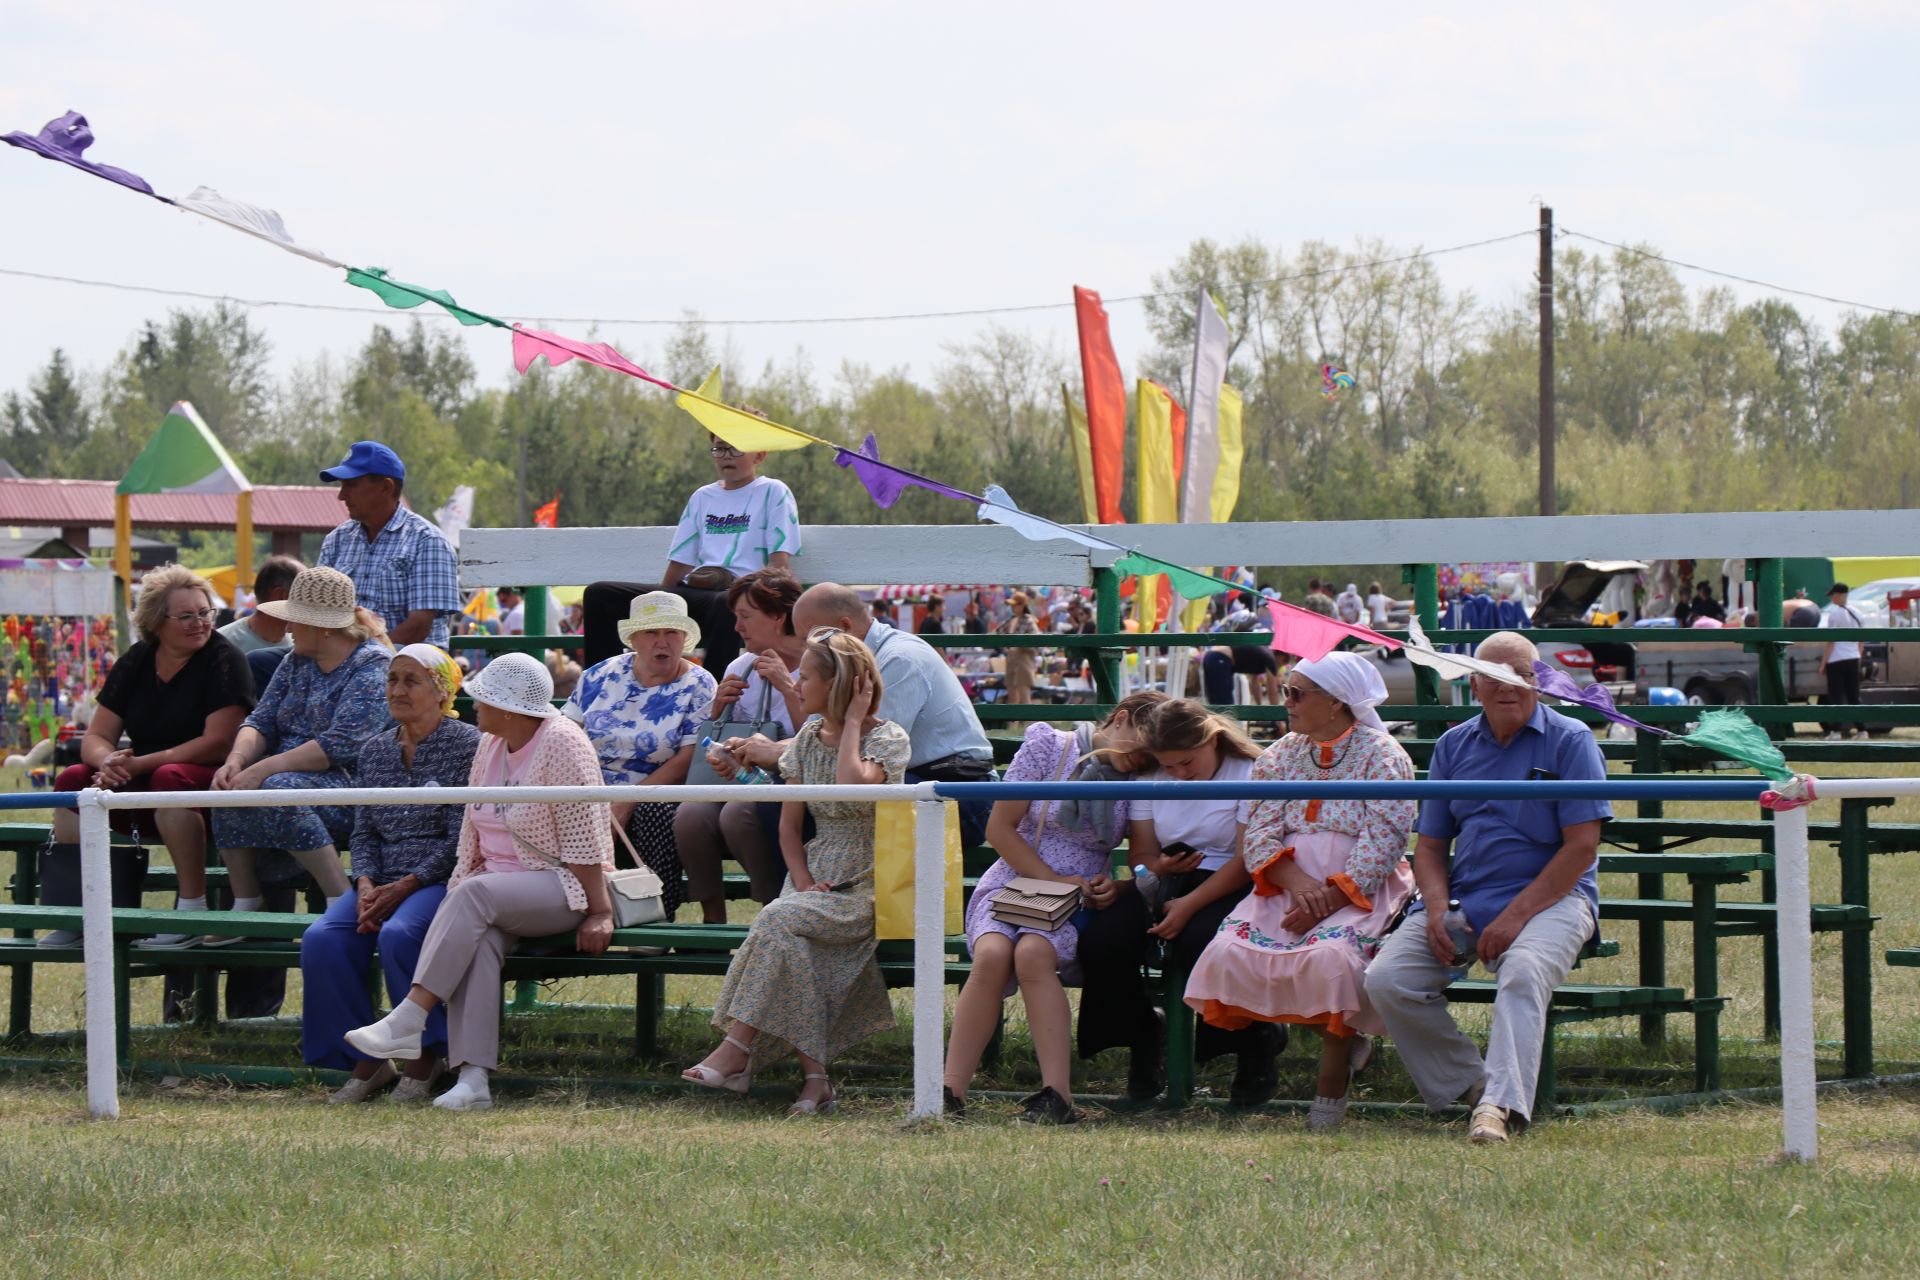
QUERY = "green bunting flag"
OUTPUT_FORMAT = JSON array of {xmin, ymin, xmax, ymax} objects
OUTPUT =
[
  {"xmin": 345, "ymin": 267, "xmax": 505, "ymax": 328},
  {"xmin": 1678, "ymin": 708, "xmax": 1793, "ymax": 783},
  {"xmin": 1111, "ymin": 551, "xmax": 1236, "ymax": 601}
]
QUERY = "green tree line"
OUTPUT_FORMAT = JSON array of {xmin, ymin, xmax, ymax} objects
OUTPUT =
[{"xmin": 4, "ymin": 238, "xmax": 1916, "ymax": 567}]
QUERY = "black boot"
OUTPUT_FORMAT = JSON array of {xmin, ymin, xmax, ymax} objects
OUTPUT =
[
  {"xmin": 1126, "ymin": 1009, "xmax": 1166, "ymax": 1101},
  {"xmin": 1229, "ymin": 1023, "xmax": 1283, "ymax": 1108}
]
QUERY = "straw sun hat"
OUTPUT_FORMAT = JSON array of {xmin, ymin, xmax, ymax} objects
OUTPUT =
[
  {"xmin": 616, "ymin": 591, "xmax": 702, "ymax": 654},
  {"xmin": 466, "ymin": 651, "xmax": 559, "ymax": 719},
  {"xmin": 256, "ymin": 566, "xmax": 360, "ymax": 629}
]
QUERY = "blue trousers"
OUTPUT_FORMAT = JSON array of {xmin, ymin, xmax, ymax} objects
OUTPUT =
[{"xmin": 299, "ymin": 883, "xmax": 448, "ymax": 1069}]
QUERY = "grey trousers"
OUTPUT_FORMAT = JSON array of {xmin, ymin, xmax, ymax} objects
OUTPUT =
[
  {"xmin": 674, "ymin": 800, "xmax": 787, "ymax": 905},
  {"xmin": 412, "ymin": 871, "xmax": 582, "ymax": 1071},
  {"xmin": 1364, "ymin": 893, "xmax": 1595, "ymax": 1123}
]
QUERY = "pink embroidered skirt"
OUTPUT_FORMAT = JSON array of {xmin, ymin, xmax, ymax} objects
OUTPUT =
[{"xmin": 1183, "ymin": 831, "xmax": 1413, "ymax": 1038}]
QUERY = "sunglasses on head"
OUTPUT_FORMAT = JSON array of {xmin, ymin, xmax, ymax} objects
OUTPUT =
[{"xmin": 806, "ymin": 624, "xmax": 844, "ymax": 643}]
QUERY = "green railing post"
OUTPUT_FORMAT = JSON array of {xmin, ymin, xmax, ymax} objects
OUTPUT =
[
  {"xmin": 522, "ymin": 585, "xmax": 551, "ymax": 641},
  {"xmin": 1750, "ymin": 558, "xmax": 1787, "ymax": 723},
  {"xmin": 1633, "ymin": 731, "xmax": 1668, "ymax": 1046},
  {"xmin": 1092, "ymin": 565, "xmax": 1123, "ymax": 703},
  {"xmin": 1838, "ymin": 797, "xmax": 1877, "ymax": 1078},
  {"xmin": 1411, "ymin": 563, "xmax": 1442, "ymax": 705}
]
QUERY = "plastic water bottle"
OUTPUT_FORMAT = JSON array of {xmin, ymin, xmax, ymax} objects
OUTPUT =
[
  {"xmin": 1441, "ymin": 899, "xmax": 1475, "ymax": 978},
  {"xmin": 1131, "ymin": 863, "xmax": 1164, "ymax": 918},
  {"xmin": 703, "ymin": 736, "xmax": 773, "ymax": 786}
]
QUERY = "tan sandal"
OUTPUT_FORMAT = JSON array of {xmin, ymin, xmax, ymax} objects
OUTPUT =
[
  {"xmin": 787, "ymin": 1072, "xmax": 837, "ymax": 1117},
  {"xmin": 682, "ymin": 1033, "xmax": 753, "ymax": 1093}
]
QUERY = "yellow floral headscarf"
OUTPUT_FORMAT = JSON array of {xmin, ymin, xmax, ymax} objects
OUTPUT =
[{"xmin": 394, "ymin": 643, "xmax": 463, "ymax": 717}]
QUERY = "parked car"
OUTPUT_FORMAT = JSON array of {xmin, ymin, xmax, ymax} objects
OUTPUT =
[{"xmin": 1843, "ymin": 577, "xmax": 1920, "ymax": 627}]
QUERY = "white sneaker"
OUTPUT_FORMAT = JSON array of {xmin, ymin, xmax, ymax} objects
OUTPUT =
[
  {"xmin": 389, "ymin": 1059, "xmax": 446, "ymax": 1104},
  {"xmin": 1824, "ymin": 732, "xmax": 1843, "ymax": 741},
  {"xmin": 37, "ymin": 929, "xmax": 81, "ymax": 949},
  {"xmin": 144, "ymin": 931, "xmax": 203, "ymax": 949},
  {"xmin": 344, "ymin": 1017, "xmax": 423, "ymax": 1061},
  {"xmin": 326, "ymin": 1060, "xmax": 397, "ymax": 1104},
  {"xmin": 1469, "ymin": 1101, "xmax": 1510, "ymax": 1144}
]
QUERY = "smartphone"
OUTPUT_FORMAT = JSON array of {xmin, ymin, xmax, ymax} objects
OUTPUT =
[{"xmin": 1161, "ymin": 841, "xmax": 1198, "ymax": 857}]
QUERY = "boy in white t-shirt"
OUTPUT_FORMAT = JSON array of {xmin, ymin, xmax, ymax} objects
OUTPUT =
[{"xmin": 583, "ymin": 434, "xmax": 803, "ymax": 675}]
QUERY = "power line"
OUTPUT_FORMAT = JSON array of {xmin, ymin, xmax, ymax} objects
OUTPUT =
[
  {"xmin": 0, "ymin": 229, "xmax": 1540, "ymax": 329},
  {"xmin": 1560, "ymin": 229, "xmax": 1916, "ymax": 319}
]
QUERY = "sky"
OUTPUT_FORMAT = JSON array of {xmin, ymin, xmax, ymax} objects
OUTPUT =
[{"xmin": 1, "ymin": 0, "xmax": 1916, "ymax": 411}]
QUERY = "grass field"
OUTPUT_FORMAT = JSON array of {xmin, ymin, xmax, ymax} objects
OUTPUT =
[{"xmin": 1, "ymin": 752, "xmax": 1918, "ymax": 1276}]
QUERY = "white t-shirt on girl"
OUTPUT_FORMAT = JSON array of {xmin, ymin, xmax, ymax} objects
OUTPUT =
[{"xmin": 1133, "ymin": 754, "xmax": 1256, "ymax": 872}]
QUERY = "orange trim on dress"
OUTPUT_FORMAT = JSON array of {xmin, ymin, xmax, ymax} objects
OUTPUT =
[
  {"xmin": 1198, "ymin": 999, "xmax": 1355, "ymax": 1039},
  {"xmin": 1249, "ymin": 845, "xmax": 1296, "ymax": 896},
  {"xmin": 1328, "ymin": 872, "xmax": 1373, "ymax": 912}
]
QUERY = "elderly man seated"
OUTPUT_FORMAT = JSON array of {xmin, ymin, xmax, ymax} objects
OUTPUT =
[{"xmin": 1363, "ymin": 631, "xmax": 1609, "ymax": 1144}]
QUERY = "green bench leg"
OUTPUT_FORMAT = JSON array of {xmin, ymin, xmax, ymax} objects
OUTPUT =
[
  {"xmin": 1536, "ymin": 1013, "xmax": 1560, "ymax": 1113},
  {"xmin": 1161, "ymin": 947, "xmax": 1196, "ymax": 1105},
  {"xmin": 511, "ymin": 979, "xmax": 539, "ymax": 1014},
  {"xmin": 114, "ymin": 940, "xmax": 132, "ymax": 1067},
  {"xmin": 634, "ymin": 973, "xmax": 662, "ymax": 1059},
  {"xmin": 8, "ymin": 842, "xmax": 38, "ymax": 1041},
  {"xmin": 1839, "ymin": 800, "xmax": 1875, "ymax": 1078},
  {"xmin": 1761, "ymin": 865, "xmax": 1782, "ymax": 1039},
  {"xmin": 1690, "ymin": 877, "xmax": 1723, "ymax": 1093},
  {"xmin": 193, "ymin": 970, "xmax": 219, "ymax": 1030}
]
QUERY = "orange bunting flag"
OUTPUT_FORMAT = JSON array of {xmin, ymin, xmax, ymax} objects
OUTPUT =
[{"xmin": 533, "ymin": 494, "xmax": 560, "ymax": 529}]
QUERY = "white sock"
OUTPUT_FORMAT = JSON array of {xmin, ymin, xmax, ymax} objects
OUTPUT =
[
  {"xmin": 383, "ymin": 1000, "xmax": 428, "ymax": 1036},
  {"xmin": 174, "ymin": 896, "xmax": 207, "ymax": 912},
  {"xmin": 452, "ymin": 1065, "xmax": 489, "ymax": 1096},
  {"xmin": 230, "ymin": 895, "xmax": 263, "ymax": 913}
]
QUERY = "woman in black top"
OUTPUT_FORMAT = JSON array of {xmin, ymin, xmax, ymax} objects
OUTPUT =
[{"xmin": 43, "ymin": 564, "xmax": 253, "ymax": 945}]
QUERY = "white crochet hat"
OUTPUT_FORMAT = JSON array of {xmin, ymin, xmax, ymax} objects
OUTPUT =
[
  {"xmin": 256, "ymin": 566, "xmax": 359, "ymax": 629},
  {"xmin": 465, "ymin": 651, "xmax": 559, "ymax": 719},
  {"xmin": 616, "ymin": 590, "xmax": 702, "ymax": 654}
]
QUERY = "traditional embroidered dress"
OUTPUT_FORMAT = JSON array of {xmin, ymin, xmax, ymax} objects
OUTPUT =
[{"xmin": 1183, "ymin": 725, "xmax": 1416, "ymax": 1038}]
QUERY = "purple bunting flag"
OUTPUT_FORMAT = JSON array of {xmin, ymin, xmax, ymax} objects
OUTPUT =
[
  {"xmin": 834, "ymin": 434, "xmax": 982, "ymax": 508},
  {"xmin": 1532, "ymin": 660, "xmax": 1668, "ymax": 737},
  {"xmin": 3, "ymin": 111, "xmax": 156, "ymax": 197}
]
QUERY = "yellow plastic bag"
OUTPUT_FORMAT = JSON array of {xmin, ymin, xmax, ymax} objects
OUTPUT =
[{"xmin": 872, "ymin": 801, "xmax": 964, "ymax": 941}]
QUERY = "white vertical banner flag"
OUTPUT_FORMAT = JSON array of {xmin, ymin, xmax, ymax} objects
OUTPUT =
[
  {"xmin": 434, "ymin": 485, "xmax": 475, "ymax": 542},
  {"xmin": 1180, "ymin": 289, "xmax": 1230, "ymax": 523}
]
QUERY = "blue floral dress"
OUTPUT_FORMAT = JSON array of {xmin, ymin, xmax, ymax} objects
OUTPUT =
[
  {"xmin": 562, "ymin": 654, "xmax": 718, "ymax": 916},
  {"xmin": 211, "ymin": 640, "xmax": 393, "ymax": 853}
]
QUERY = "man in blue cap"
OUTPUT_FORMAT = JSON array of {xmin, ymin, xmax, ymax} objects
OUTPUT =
[{"xmin": 315, "ymin": 441, "xmax": 461, "ymax": 647}]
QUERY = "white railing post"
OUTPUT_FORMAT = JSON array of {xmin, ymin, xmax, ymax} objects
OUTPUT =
[
  {"xmin": 1773, "ymin": 804, "xmax": 1817, "ymax": 1162},
  {"xmin": 78, "ymin": 789, "xmax": 118, "ymax": 1120},
  {"xmin": 910, "ymin": 789, "xmax": 947, "ymax": 1118}
]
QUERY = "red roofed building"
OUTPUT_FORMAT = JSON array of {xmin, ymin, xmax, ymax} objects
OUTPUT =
[{"xmin": 0, "ymin": 478, "xmax": 343, "ymax": 558}]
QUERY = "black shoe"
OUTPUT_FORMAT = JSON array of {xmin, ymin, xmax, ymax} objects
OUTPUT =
[
  {"xmin": 1015, "ymin": 1086, "xmax": 1079, "ymax": 1126},
  {"xmin": 1125, "ymin": 1013, "xmax": 1166, "ymax": 1101},
  {"xmin": 1229, "ymin": 1028, "xmax": 1282, "ymax": 1108},
  {"xmin": 943, "ymin": 1086, "xmax": 966, "ymax": 1119}
]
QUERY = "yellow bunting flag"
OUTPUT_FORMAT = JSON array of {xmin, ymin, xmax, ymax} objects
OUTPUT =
[{"xmin": 675, "ymin": 366, "xmax": 822, "ymax": 453}]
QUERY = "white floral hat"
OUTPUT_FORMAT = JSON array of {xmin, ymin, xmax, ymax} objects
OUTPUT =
[{"xmin": 616, "ymin": 590, "xmax": 702, "ymax": 655}]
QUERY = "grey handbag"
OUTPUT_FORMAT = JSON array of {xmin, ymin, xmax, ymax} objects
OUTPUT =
[
  {"xmin": 686, "ymin": 667, "xmax": 785, "ymax": 786},
  {"xmin": 606, "ymin": 823, "xmax": 667, "ymax": 927}
]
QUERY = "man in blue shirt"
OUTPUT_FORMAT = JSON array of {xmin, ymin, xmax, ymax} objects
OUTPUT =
[
  {"xmin": 1365, "ymin": 631, "xmax": 1609, "ymax": 1144},
  {"xmin": 315, "ymin": 442, "xmax": 461, "ymax": 648}
]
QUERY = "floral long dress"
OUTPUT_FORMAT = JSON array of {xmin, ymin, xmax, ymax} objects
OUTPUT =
[
  {"xmin": 711, "ymin": 717, "xmax": 912, "ymax": 1064},
  {"xmin": 1183, "ymin": 725, "xmax": 1416, "ymax": 1038}
]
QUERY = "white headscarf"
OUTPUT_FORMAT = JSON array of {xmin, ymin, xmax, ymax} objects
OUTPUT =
[{"xmin": 1293, "ymin": 651, "xmax": 1388, "ymax": 731}]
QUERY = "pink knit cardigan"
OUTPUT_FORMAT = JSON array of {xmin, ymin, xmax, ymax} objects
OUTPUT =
[{"xmin": 449, "ymin": 717, "xmax": 615, "ymax": 911}]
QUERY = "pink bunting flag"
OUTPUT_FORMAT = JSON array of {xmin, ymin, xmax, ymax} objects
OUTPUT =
[
  {"xmin": 1266, "ymin": 600, "xmax": 1400, "ymax": 663},
  {"xmin": 510, "ymin": 326, "xmax": 675, "ymax": 392}
]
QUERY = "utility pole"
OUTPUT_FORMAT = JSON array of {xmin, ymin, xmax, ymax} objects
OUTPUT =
[
  {"xmin": 516, "ymin": 431, "xmax": 528, "ymax": 527},
  {"xmin": 1538, "ymin": 204, "xmax": 1555, "ymax": 519}
]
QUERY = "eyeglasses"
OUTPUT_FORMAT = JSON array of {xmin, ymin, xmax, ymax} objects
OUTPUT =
[
  {"xmin": 166, "ymin": 608, "xmax": 218, "ymax": 625},
  {"xmin": 708, "ymin": 441, "xmax": 744, "ymax": 458}
]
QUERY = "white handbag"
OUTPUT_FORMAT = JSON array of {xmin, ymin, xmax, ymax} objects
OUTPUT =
[{"xmin": 606, "ymin": 823, "xmax": 668, "ymax": 927}]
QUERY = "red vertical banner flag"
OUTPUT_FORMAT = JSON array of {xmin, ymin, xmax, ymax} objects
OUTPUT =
[
  {"xmin": 533, "ymin": 493, "xmax": 560, "ymax": 528},
  {"xmin": 1073, "ymin": 286, "xmax": 1128, "ymax": 525}
]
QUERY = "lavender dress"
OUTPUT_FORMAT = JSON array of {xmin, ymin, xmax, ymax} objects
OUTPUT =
[{"xmin": 965, "ymin": 722, "xmax": 1129, "ymax": 989}]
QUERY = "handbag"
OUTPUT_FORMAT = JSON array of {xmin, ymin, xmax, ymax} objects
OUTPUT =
[
  {"xmin": 605, "ymin": 822, "xmax": 667, "ymax": 927},
  {"xmin": 686, "ymin": 668, "xmax": 786, "ymax": 786}
]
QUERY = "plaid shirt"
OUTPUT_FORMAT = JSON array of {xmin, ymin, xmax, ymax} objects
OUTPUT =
[{"xmin": 317, "ymin": 505, "xmax": 461, "ymax": 648}]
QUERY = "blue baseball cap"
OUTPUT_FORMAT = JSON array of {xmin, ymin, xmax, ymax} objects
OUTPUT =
[{"xmin": 320, "ymin": 441, "xmax": 406, "ymax": 483}]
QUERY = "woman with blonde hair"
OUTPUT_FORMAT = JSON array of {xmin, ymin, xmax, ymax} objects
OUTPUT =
[
  {"xmin": 193, "ymin": 567, "xmax": 393, "ymax": 947},
  {"xmin": 683, "ymin": 628, "xmax": 911, "ymax": 1115},
  {"xmin": 41, "ymin": 564, "xmax": 253, "ymax": 948},
  {"xmin": 1076, "ymin": 698, "xmax": 1284, "ymax": 1105}
]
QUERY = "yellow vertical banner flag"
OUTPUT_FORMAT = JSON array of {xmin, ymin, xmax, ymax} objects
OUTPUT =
[
  {"xmin": 1136, "ymin": 379, "xmax": 1181, "ymax": 630},
  {"xmin": 1211, "ymin": 384, "xmax": 1244, "ymax": 522},
  {"xmin": 1062, "ymin": 383, "xmax": 1099, "ymax": 525}
]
